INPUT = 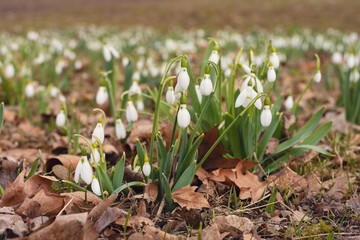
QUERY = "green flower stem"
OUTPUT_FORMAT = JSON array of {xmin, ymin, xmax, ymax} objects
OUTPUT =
[
  {"xmin": 104, "ymin": 78, "xmax": 116, "ymax": 119},
  {"xmin": 93, "ymin": 108, "xmax": 107, "ymax": 128},
  {"xmin": 196, "ymin": 92, "xmax": 267, "ymax": 172},
  {"xmin": 230, "ymin": 48, "xmax": 243, "ymax": 117},
  {"xmin": 149, "ymin": 56, "xmax": 185, "ymax": 162},
  {"xmin": 259, "ymin": 40, "xmax": 273, "ymax": 78},
  {"xmin": 292, "ymin": 54, "xmax": 320, "ymax": 117}
]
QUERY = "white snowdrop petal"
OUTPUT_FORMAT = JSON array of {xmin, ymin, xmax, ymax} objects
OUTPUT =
[
  {"xmin": 177, "ymin": 105, "xmax": 191, "ymax": 128},
  {"xmin": 90, "ymin": 148, "xmax": 101, "ymax": 164},
  {"xmin": 56, "ymin": 111, "xmax": 66, "ymax": 127},
  {"xmin": 92, "ymin": 123, "xmax": 105, "ymax": 144},
  {"xmin": 269, "ymin": 52, "xmax": 280, "ymax": 69},
  {"xmin": 81, "ymin": 159, "xmax": 93, "ymax": 185},
  {"xmin": 313, "ymin": 71, "xmax": 321, "ymax": 83},
  {"xmin": 177, "ymin": 68, "xmax": 190, "ymax": 91},
  {"xmin": 25, "ymin": 84, "xmax": 35, "ymax": 98},
  {"xmin": 142, "ymin": 163, "xmax": 151, "ymax": 177},
  {"xmin": 91, "ymin": 178, "xmax": 101, "ymax": 196},
  {"xmin": 267, "ymin": 67, "xmax": 276, "ymax": 82},
  {"xmin": 96, "ymin": 86, "xmax": 108, "ymax": 105},
  {"xmin": 126, "ymin": 101, "xmax": 139, "ymax": 122},
  {"xmin": 74, "ymin": 159, "xmax": 83, "ymax": 183},
  {"xmin": 166, "ymin": 87, "xmax": 176, "ymax": 105},
  {"xmin": 209, "ymin": 50, "xmax": 219, "ymax": 64},
  {"xmin": 103, "ymin": 45, "xmax": 111, "ymax": 62},
  {"xmin": 235, "ymin": 90, "xmax": 247, "ymax": 108},
  {"xmin": 285, "ymin": 96, "xmax": 294, "ymax": 110},
  {"xmin": 195, "ymin": 85, "xmax": 202, "ymax": 103},
  {"xmin": 261, "ymin": 107, "xmax": 272, "ymax": 127},
  {"xmin": 115, "ymin": 119, "xmax": 127, "ymax": 140},
  {"xmin": 200, "ymin": 75, "xmax": 213, "ymax": 96}
]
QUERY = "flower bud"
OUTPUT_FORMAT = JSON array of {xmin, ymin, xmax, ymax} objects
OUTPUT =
[
  {"xmin": 92, "ymin": 118, "xmax": 105, "ymax": 144},
  {"xmin": 96, "ymin": 86, "xmax": 108, "ymax": 105},
  {"xmin": 90, "ymin": 145, "xmax": 101, "ymax": 164},
  {"xmin": 142, "ymin": 157, "xmax": 151, "ymax": 177},
  {"xmin": 177, "ymin": 95, "xmax": 191, "ymax": 129},
  {"xmin": 284, "ymin": 95, "xmax": 294, "ymax": 110},
  {"xmin": 166, "ymin": 80, "xmax": 176, "ymax": 105},
  {"xmin": 267, "ymin": 62, "xmax": 276, "ymax": 82},
  {"xmin": 126, "ymin": 100, "xmax": 138, "ymax": 122},
  {"xmin": 200, "ymin": 74, "xmax": 212, "ymax": 96},
  {"xmin": 313, "ymin": 70, "xmax": 321, "ymax": 83},
  {"xmin": 260, "ymin": 104, "xmax": 272, "ymax": 127},
  {"xmin": 115, "ymin": 118, "xmax": 126, "ymax": 140},
  {"xmin": 25, "ymin": 82, "xmax": 35, "ymax": 98},
  {"xmin": 91, "ymin": 176, "xmax": 101, "ymax": 196},
  {"xmin": 209, "ymin": 46, "xmax": 219, "ymax": 64},
  {"xmin": 177, "ymin": 67, "xmax": 190, "ymax": 91},
  {"xmin": 269, "ymin": 47, "xmax": 280, "ymax": 69},
  {"xmin": 56, "ymin": 110, "xmax": 66, "ymax": 127}
]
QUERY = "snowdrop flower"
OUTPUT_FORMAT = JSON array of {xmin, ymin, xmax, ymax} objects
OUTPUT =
[
  {"xmin": 27, "ymin": 31, "xmax": 39, "ymax": 41},
  {"xmin": 103, "ymin": 42, "xmax": 120, "ymax": 62},
  {"xmin": 90, "ymin": 144, "xmax": 100, "ymax": 164},
  {"xmin": 200, "ymin": 65, "xmax": 213, "ymax": 96},
  {"xmin": 59, "ymin": 95, "xmax": 66, "ymax": 103},
  {"xmin": 142, "ymin": 156, "xmax": 151, "ymax": 177},
  {"xmin": 239, "ymin": 63, "xmax": 251, "ymax": 74},
  {"xmin": 195, "ymin": 84, "xmax": 202, "ymax": 103},
  {"xmin": 126, "ymin": 100, "xmax": 138, "ymax": 122},
  {"xmin": 267, "ymin": 62, "xmax": 276, "ymax": 82},
  {"xmin": 74, "ymin": 149, "xmax": 93, "ymax": 185},
  {"xmin": 269, "ymin": 47, "xmax": 280, "ymax": 69},
  {"xmin": 91, "ymin": 176, "xmax": 101, "ymax": 196},
  {"xmin": 174, "ymin": 82, "xmax": 183, "ymax": 101},
  {"xmin": 96, "ymin": 84, "xmax": 108, "ymax": 105},
  {"xmin": 129, "ymin": 80, "xmax": 141, "ymax": 96},
  {"xmin": 56, "ymin": 109, "xmax": 66, "ymax": 127},
  {"xmin": 332, "ymin": 52, "xmax": 342, "ymax": 65},
  {"xmin": 241, "ymin": 74, "xmax": 263, "ymax": 93},
  {"xmin": 74, "ymin": 60, "xmax": 82, "ymax": 70},
  {"xmin": 50, "ymin": 86, "xmax": 60, "ymax": 98},
  {"xmin": 350, "ymin": 69, "xmax": 359, "ymax": 82},
  {"xmin": 136, "ymin": 97, "xmax": 144, "ymax": 111},
  {"xmin": 25, "ymin": 82, "xmax": 35, "ymax": 98},
  {"xmin": 166, "ymin": 80, "xmax": 176, "ymax": 105},
  {"xmin": 284, "ymin": 95, "xmax": 294, "ymax": 110},
  {"xmin": 235, "ymin": 81, "xmax": 262, "ymax": 109},
  {"xmin": 92, "ymin": 118, "xmax": 105, "ymax": 144},
  {"xmin": 4, "ymin": 64, "xmax": 15, "ymax": 78},
  {"xmin": 177, "ymin": 59, "xmax": 190, "ymax": 91},
  {"xmin": 115, "ymin": 118, "xmax": 126, "ymax": 140},
  {"xmin": 313, "ymin": 70, "xmax": 321, "ymax": 83},
  {"xmin": 260, "ymin": 98, "xmax": 272, "ymax": 127},
  {"xmin": 209, "ymin": 45, "xmax": 219, "ymax": 64},
  {"xmin": 177, "ymin": 94, "xmax": 191, "ymax": 129},
  {"xmin": 347, "ymin": 52, "xmax": 356, "ymax": 69},
  {"xmin": 122, "ymin": 57, "xmax": 129, "ymax": 67}
]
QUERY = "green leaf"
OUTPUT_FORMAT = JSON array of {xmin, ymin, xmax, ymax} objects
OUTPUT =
[
  {"xmin": 63, "ymin": 180, "xmax": 88, "ymax": 192},
  {"xmin": 97, "ymin": 167, "xmax": 114, "ymax": 194},
  {"xmin": 224, "ymin": 113, "xmax": 242, "ymax": 158},
  {"xmin": 161, "ymin": 173, "xmax": 173, "ymax": 207},
  {"xmin": 186, "ymin": 57, "xmax": 201, "ymax": 113},
  {"xmin": 172, "ymin": 160, "xmax": 196, "ymax": 192},
  {"xmin": 112, "ymin": 181, "xmax": 145, "ymax": 194},
  {"xmin": 164, "ymin": 145, "xmax": 174, "ymax": 179},
  {"xmin": 156, "ymin": 133, "xmax": 167, "ymax": 172},
  {"xmin": 112, "ymin": 153, "xmax": 126, "ymax": 189},
  {"xmin": 25, "ymin": 150, "xmax": 42, "ymax": 182},
  {"xmin": 175, "ymin": 134, "xmax": 204, "ymax": 183},
  {"xmin": 178, "ymin": 127, "xmax": 188, "ymax": 168},
  {"xmin": 292, "ymin": 145, "xmax": 333, "ymax": 157},
  {"xmin": 136, "ymin": 140, "xmax": 145, "ymax": 166},
  {"xmin": 275, "ymin": 108, "xmax": 324, "ymax": 154}
]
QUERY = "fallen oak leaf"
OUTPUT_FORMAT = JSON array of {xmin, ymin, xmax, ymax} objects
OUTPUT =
[
  {"xmin": 115, "ymin": 215, "xmax": 154, "ymax": 229},
  {"xmin": 45, "ymin": 154, "xmax": 79, "ymax": 173},
  {"xmin": 94, "ymin": 207, "xmax": 127, "ymax": 232},
  {"xmin": 143, "ymin": 225, "xmax": 180, "ymax": 240},
  {"xmin": 0, "ymin": 210, "xmax": 27, "ymax": 237},
  {"xmin": 88, "ymin": 193, "xmax": 118, "ymax": 220},
  {"xmin": 171, "ymin": 185, "xmax": 210, "ymax": 210}
]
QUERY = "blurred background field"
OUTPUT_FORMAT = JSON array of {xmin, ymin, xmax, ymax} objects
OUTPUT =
[{"xmin": 1, "ymin": 0, "xmax": 360, "ymax": 32}]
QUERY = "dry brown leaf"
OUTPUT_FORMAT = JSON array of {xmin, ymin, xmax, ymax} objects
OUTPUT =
[
  {"xmin": 52, "ymin": 164, "xmax": 70, "ymax": 180},
  {"xmin": 0, "ymin": 211, "xmax": 27, "ymax": 237},
  {"xmin": 94, "ymin": 207, "xmax": 127, "ymax": 232},
  {"xmin": 346, "ymin": 196, "xmax": 360, "ymax": 215},
  {"xmin": 268, "ymin": 167, "xmax": 307, "ymax": 193},
  {"xmin": 28, "ymin": 212, "xmax": 88, "ymax": 240},
  {"xmin": 61, "ymin": 191, "xmax": 102, "ymax": 211},
  {"xmin": 198, "ymin": 126, "xmax": 240, "ymax": 170},
  {"xmin": 145, "ymin": 181, "xmax": 158, "ymax": 202},
  {"xmin": 324, "ymin": 176, "xmax": 349, "ymax": 201},
  {"xmin": 265, "ymin": 138, "xmax": 279, "ymax": 155},
  {"xmin": 171, "ymin": 185, "xmax": 210, "ymax": 210},
  {"xmin": 0, "ymin": 171, "xmax": 26, "ymax": 207},
  {"xmin": 46, "ymin": 154, "xmax": 79, "ymax": 173},
  {"xmin": 211, "ymin": 215, "xmax": 254, "ymax": 234},
  {"xmin": 202, "ymin": 223, "xmax": 222, "ymax": 240},
  {"xmin": 306, "ymin": 174, "xmax": 321, "ymax": 200},
  {"xmin": 116, "ymin": 216, "xmax": 154, "ymax": 229},
  {"xmin": 88, "ymin": 193, "xmax": 118, "ymax": 220},
  {"xmin": 143, "ymin": 225, "xmax": 180, "ymax": 240}
]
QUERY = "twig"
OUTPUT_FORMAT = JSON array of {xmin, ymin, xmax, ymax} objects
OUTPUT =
[{"xmin": 57, "ymin": 197, "xmax": 74, "ymax": 216}]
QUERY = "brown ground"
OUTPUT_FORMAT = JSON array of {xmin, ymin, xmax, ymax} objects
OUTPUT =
[{"xmin": 1, "ymin": 0, "xmax": 360, "ymax": 32}]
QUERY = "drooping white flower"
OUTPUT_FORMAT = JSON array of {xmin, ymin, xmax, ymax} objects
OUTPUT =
[
  {"xmin": 4, "ymin": 64, "xmax": 15, "ymax": 78},
  {"xmin": 240, "ymin": 75, "xmax": 263, "ymax": 93},
  {"xmin": 92, "ymin": 119, "xmax": 105, "ymax": 144},
  {"xmin": 90, "ymin": 146, "xmax": 101, "ymax": 164},
  {"xmin": 166, "ymin": 81, "xmax": 176, "ymax": 105},
  {"xmin": 177, "ymin": 95, "xmax": 191, "ymax": 129},
  {"xmin": 209, "ymin": 45, "xmax": 219, "ymax": 64},
  {"xmin": 174, "ymin": 83, "xmax": 182, "ymax": 101},
  {"xmin": 269, "ymin": 47, "xmax": 280, "ymax": 69},
  {"xmin": 313, "ymin": 70, "xmax": 321, "ymax": 83},
  {"xmin": 126, "ymin": 100, "xmax": 138, "ymax": 122},
  {"xmin": 176, "ymin": 58, "xmax": 190, "ymax": 91},
  {"xmin": 235, "ymin": 82, "xmax": 262, "ymax": 110},
  {"xmin": 122, "ymin": 57, "xmax": 129, "ymax": 67},
  {"xmin": 284, "ymin": 96, "xmax": 294, "ymax": 110},
  {"xmin": 240, "ymin": 63, "xmax": 251, "ymax": 74},
  {"xmin": 332, "ymin": 52, "xmax": 342, "ymax": 65},
  {"xmin": 50, "ymin": 87, "xmax": 60, "ymax": 98},
  {"xmin": 74, "ymin": 151, "xmax": 93, "ymax": 185},
  {"xmin": 137, "ymin": 98, "xmax": 144, "ymax": 111},
  {"xmin": 347, "ymin": 53, "xmax": 356, "ymax": 69},
  {"xmin": 200, "ymin": 74, "xmax": 213, "ymax": 96},
  {"xmin": 25, "ymin": 83, "xmax": 35, "ymax": 98},
  {"xmin": 260, "ymin": 105, "xmax": 272, "ymax": 127},
  {"xmin": 267, "ymin": 62, "xmax": 276, "ymax": 82},
  {"xmin": 91, "ymin": 176, "xmax": 101, "ymax": 196},
  {"xmin": 56, "ymin": 110, "xmax": 66, "ymax": 127},
  {"xmin": 350, "ymin": 69, "xmax": 359, "ymax": 82},
  {"xmin": 142, "ymin": 158, "xmax": 151, "ymax": 177},
  {"xmin": 74, "ymin": 60, "xmax": 82, "ymax": 70},
  {"xmin": 129, "ymin": 80, "xmax": 141, "ymax": 96},
  {"xmin": 96, "ymin": 86, "xmax": 108, "ymax": 105},
  {"xmin": 115, "ymin": 118, "xmax": 126, "ymax": 140},
  {"xmin": 195, "ymin": 84, "xmax": 202, "ymax": 103},
  {"xmin": 103, "ymin": 43, "xmax": 119, "ymax": 62}
]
